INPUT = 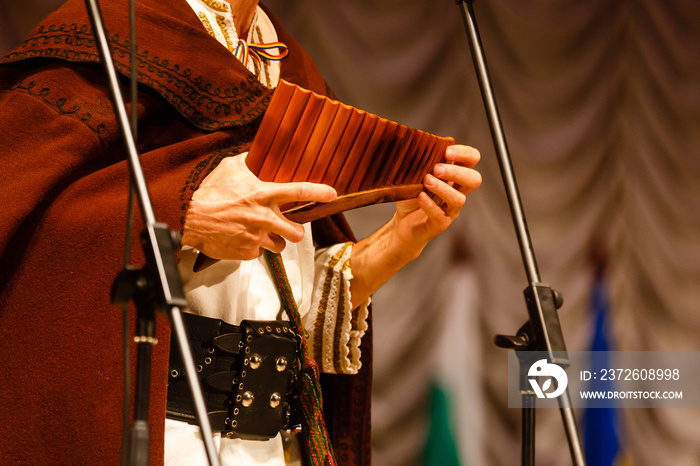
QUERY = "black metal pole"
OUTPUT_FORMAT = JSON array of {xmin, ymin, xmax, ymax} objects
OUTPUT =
[
  {"xmin": 84, "ymin": 1, "xmax": 220, "ymax": 465},
  {"xmin": 458, "ymin": 2, "xmax": 539, "ymax": 284},
  {"xmin": 522, "ymin": 394, "xmax": 536, "ymax": 466},
  {"xmin": 455, "ymin": 1, "xmax": 586, "ymax": 465}
]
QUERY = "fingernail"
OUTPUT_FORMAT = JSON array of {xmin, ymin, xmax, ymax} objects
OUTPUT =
[
  {"xmin": 325, "ymin": 186, "xmax": 337, "ymax": 200},
  {"xmin": 445, "ymin": 146, "xmax": 457, "ymax": 159},
  {"xmin": 424, "ymin": 173, "xmax": 437, "ymax": 186},
  {"xmin": 433, "ymin": 164, "xmax": 445, "ymax": 176}
]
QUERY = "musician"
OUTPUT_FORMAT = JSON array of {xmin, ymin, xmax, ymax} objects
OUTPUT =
[{"xmin": 0, "ymin": 0, "xmax": 481, "ymax": 465}]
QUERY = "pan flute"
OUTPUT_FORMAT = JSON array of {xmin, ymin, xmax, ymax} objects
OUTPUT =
[
  {"xmin": 246, "ymin": 79, "xmax": 454, "ymax": 223},
  {"xmin": 193, "ymin": 80, "xmax": 454, "ymax": 271}
]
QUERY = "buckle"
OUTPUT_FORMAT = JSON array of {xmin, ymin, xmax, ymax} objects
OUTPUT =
[
  {"xmin": 165, "ymin": 314, "xmax": 301, "ymax": 439},
  {"xmin": 223, "ymin": 320, "xmax": 301, "ymax": 440}
]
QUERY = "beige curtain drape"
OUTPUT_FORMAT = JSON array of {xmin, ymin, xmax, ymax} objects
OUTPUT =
[
  {"xmin": 263, "ymin": 1, "xmax": 700, "ymax": 465},
  {"xmin": 4, "ymin": 1, "xmax": 700, "ymax": 465}
]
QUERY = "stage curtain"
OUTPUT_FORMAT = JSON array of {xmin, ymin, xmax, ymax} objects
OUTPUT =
[{"xmin": 4, "ymin": 1, "xmax": 700, "ymax": 464}]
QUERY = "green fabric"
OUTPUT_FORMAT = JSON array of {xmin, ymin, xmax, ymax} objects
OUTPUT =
[{"xmin": 424, "ymin": 384, "xmax": 462, "ymax": 466}]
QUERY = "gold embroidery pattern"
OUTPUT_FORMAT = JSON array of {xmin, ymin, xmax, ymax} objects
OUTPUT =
[
  {"xmin": 215, "ymin": 14, "xmax": 235, "ymax": 52},
  {"xmin": 200, "ymin": 0, "xmax": 229, "ymax": 13},
  {"xmin": 198, "ymin": 12, "xmax": 216, "ymax": 39},
  {"xmin": 332, "ymin": 256, "xmax": 352, "ymax": 374},
  {"xmin": 314, "ymin": 243, "xmax": 351, "ymax": 366},
  {"xmin": 253, "ymin": 24, "xmax": 272, "ymax": 88}
]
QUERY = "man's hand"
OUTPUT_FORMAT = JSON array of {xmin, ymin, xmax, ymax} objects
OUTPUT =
[
  {"xmin": 350, "ymin": 144, "xmax": 481, "ymax": 306},
  {"xmin": 391, "ymin": 144, "xmax": 482, "ymax": 256},
  {"xmin": 181, "ymin": 153, "xmax": 337, "ymax": 261}
]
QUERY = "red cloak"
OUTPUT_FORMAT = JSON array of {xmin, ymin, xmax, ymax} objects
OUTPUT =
[{"xmin": 0, "ymin": 0, "xmax": 371, "ymax": 464}]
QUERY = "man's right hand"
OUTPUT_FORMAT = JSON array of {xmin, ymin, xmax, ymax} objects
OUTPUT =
[{"xmin": 181, "ymin": 153, "xmax": 337, "ymax": 261}]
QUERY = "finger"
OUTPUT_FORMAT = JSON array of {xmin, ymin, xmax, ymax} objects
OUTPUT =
[
  {"xmin": 417, "ymin": 191, "xmax": 449, "ymax": 224},
  {"xmin": 432, "ymin": 164, "xmax": 482, "ymax": 195},
  {"xmin": 424, "ymin": 173, "xmax": 466, "ymax": 217},
  {"xmin": 445, "ymin": 144, "xmax": 480, "ymax": 168},
  {"xmin": 236, "ymin": 246, "xmax": 266, "ymax": 262},
  {"xmin": 239, "ymin": 206, "xmax": 306, "ymax": 244},
  {"xmin": 267, "ymin": 213, "xmax": 306, "ymax": 243},
  {"xmin": 260, "ymin": 232, "xmax": 287, "ymax": 254},
  {"xmin": 268, "ymin": 181, "xmax": 337, "ymax": 205}
]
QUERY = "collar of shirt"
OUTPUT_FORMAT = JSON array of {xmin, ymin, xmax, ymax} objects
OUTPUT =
[{"xmin": 185, "ymin": 0, "xmax": 282, "ymax": 88}]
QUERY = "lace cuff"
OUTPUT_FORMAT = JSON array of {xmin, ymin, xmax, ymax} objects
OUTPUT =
[{"xmin": 303, "ymin": 242, "xmax": 370, "ymax": 375}]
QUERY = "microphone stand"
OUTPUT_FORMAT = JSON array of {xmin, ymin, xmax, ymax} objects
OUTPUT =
[
  {"xmin": 84, "ymin": 1, "xmax": 220, "ymax": 465},
  {"xmin": 455, "ymin": 1, "xmax": 586, "ymax": 465}
]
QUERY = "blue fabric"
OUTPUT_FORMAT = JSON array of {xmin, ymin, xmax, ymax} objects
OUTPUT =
[{"xmin": 583, "ymin": 277, "xmax": 621, "ymax": 466}]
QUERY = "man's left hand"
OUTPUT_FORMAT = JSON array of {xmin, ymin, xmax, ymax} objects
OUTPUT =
[{"xmin": 391, "ymin": 144, "xmax": 482, "ymax": 256}]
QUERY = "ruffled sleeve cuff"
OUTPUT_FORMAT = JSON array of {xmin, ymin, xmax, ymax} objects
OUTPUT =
[{"xmin": 303, "ymin": 242, "xmax": 370, "ymax": 375}]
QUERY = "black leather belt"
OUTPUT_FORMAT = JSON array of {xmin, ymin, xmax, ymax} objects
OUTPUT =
[{"xmin": 166, "ymin": 312, "xmax": 301, "ymax": 440}]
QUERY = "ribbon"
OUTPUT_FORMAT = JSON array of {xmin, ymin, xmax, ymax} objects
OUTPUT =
[{"xmin": 234, "ymin": 40, "xmax": 289, "ymax": 70}]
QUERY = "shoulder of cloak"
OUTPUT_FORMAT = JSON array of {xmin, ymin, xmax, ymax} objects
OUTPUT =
[
  {"xmin": 0, "ymin": 0, "xmax": 354, "ymax": 243},
  {"xmin": 0, "ymin": 0, "xmax": 331, "ymax": 132}
]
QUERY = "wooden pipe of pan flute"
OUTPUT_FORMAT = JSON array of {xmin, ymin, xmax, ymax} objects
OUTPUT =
[{"xmin": 193, "ymin": 80, "xmax": 453, "ymax": 272}]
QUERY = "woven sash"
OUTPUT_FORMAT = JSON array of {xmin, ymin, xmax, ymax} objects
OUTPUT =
[{"xmin": 265, "ymin": 250, "xmax": 336, "ymax": 466}]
